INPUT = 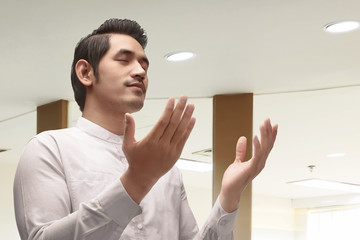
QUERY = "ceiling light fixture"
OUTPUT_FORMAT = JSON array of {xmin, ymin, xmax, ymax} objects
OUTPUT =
[
  {"xmin": 288, "ymin": 178, "xmax": 360, "ymax": 193},
  {"xmin": 327, "ymin": 152, "xmax": 346, "ymax": 158},
  {"xmin": 164, "ymin": 51, "xmax": 195, "ymax": 62},
  {"xmin": 324, "ymin": 20, "xmax": 360, "ymax": 33}
]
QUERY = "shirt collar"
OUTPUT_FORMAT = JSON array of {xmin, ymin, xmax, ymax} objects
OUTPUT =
[{"xmin": 76, "ymin": 117, "xmax": 123, "ymax": 143}]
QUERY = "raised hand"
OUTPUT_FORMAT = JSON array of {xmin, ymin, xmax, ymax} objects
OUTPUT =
[
  {"xmin": 121, "ymin": 96, "xmax": 196, "ymax": 203},
  {"xmin": 219, "ymin": 119, "xmax": 278, "ymax": 212}
]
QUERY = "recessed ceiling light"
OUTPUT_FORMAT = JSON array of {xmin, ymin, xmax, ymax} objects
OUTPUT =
[
  {"xmin": 164, "ymin": 51, "xmax": 195, "ymax": 62},
  {"xmin": 324, "ymin": 21, "xmax": 360, "ymax": 33},
  {"xmin": 327, "ymin": 152, "xmax": 346, "ymax": 158}
]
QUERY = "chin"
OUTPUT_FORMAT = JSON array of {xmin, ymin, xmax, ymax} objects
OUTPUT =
[{"xmin": 127, "ymin": 99, "xmax": 145, "ymax": 113}]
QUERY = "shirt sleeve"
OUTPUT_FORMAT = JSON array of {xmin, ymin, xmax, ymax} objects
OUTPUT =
[
  {"xmin": 178, "ymin": 170, "xmax": 238, "ymax": 240},
  {"xmin": 13, "ymin": 134, "xmax": 142, "ymax": 240},
  {"xmin": 199, "ymin": 197, "xmax": 238, "ymax": 240}
]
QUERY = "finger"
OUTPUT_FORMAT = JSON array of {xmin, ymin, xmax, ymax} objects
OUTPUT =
[
  {"xmin": 259, "ymin": 122, "xmax": 267, "ymax": 148},
  {"xmin": 260, "ymin": 119, "xmax": 272, "ymax": 150},
  {"xmin": 252, "ymin": 135, "xmax": 261, "ymax": 159},
  {"xmin": 265, "ymin": 119, "xmax": 273, "ymax": 137},
  {"xmin": 160, "ymin": 96, "xmax": 188, "ymax": 142},
  {"xmin": 252, "ymin": 135, "xmax": 268, "ymax": 173},
  {"xmin": 147, "ymin": 98, "xmax": 175, "ymax": 140},
  {"xmin": 170, "ymin": 103, "xmax": 195, "ymax": 144},
  {"xmin": 263, "ymin": 119, "xmax": 277, "ymax": 151},
  {"xmin": 176, "ymin": 117, "xmax": 196, "ymax": 152},
  {"xmin": 235, "ymin": 136, "xmax": 247, "ymax": 163},
  {"xmin": 272, "ymin": 124, "xmax": 278, "ymax": 143},
  {"xmin": 123, "ymin": 113, "xmax": 136, "ymax": 148}
]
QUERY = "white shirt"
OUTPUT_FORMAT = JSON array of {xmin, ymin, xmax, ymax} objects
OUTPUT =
[{"xmin": 14, "ymin": 117, "xmax": 237, "ymax": 240}]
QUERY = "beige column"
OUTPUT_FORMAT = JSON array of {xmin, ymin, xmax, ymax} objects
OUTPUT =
[
  {"xmin": 37, "ymin": 99, "xmax": 68, "ymax": 134},
  {"xmin": 213, "ymin": 93, "xmax": 253, "ymax": 240}
]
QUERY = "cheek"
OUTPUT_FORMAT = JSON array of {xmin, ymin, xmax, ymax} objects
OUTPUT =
[{"xmin": 144, "ymin": 78, "xmax": 149, "ymax": 89}]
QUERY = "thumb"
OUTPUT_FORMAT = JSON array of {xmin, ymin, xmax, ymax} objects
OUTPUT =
[
  {"xmin": 235, "ymin": 136, "xmax": 247, "ymax": 163},
  {"xmin": 123, "ymin": 113, "xmax": 136, "ymax": 146}
]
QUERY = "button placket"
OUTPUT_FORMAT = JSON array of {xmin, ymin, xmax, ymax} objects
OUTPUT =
[
  {"xmin": 132, "ymin": 214, "xmax": 145, "ymax": 233},
  {"xmin": 137, "ymin": 223, "xmax": 143, "ymax": 230}
]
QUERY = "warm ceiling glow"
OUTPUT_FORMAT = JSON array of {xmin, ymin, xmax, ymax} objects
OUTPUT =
[
  {"xmin": 164, "ymin": 51, "xmax": 195, "ymax": 62},
  {"xmin": 324, "ymin": 21, "xmax": 360, "ymax": 33}
]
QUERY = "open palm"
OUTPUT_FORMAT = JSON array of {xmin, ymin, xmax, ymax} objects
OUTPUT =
[{"xmin": 220, "ymin": 119, "xmax": 278, "ymax": 212}]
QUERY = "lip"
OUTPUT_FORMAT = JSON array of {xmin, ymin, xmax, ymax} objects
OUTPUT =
[{"xmin": 128, "ymin": 82, "xmax": 145, "ymax": 93}]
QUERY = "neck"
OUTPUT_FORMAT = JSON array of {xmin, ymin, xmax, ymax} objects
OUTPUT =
[{"xmin": 82, "ymin": 106, "xmax": 125, "ymax": 136}]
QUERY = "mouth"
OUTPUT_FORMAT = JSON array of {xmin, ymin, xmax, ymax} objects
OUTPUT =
[{"xmin": 127, "ymin": 82, "xmax": 145, "ymax": 93}]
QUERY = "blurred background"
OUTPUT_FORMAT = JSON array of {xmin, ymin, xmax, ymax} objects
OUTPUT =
[{"xmin": 1, "ymin": 1, "xmax": 360, "ymax": 239}]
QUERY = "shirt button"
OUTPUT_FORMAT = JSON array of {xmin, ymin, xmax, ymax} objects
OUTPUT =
[{"xmin": 137, "ymin": 223, "xmax": 143, "ymax": 230}]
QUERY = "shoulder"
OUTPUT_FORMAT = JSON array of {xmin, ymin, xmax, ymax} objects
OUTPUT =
[
  {"xmin": 36, "ymin": 127, "xmax": 79, "ymax": 140},
  {"xmin": 17, "ymin": 129, "xmax": 78, "ymax": 176},
  {"xmin": 30, "ymin": 127, "xmax": 81, "ymax": 146},
  {"xmin": 21, "ymin": 127, "xmax": 79, "ymax": 161}
]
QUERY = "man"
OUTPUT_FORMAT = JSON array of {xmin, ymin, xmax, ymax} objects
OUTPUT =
[{"xmin": 14, "ymin": 19, "xmax": 277, "ymax": 239}]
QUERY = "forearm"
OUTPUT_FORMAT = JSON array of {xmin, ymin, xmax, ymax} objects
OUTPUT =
[
  {"xmin": 120, "ymin": 169, "xmax": 158, "ymax": 204},
  {"xmin": 219, "ymin": 190, "xmax": 241, "ymax": 213},
  {"xmin": 177, "ymin": 175, "xmax": 237, "ymax": 240},
  {"xmin": 28, "ymin": 203, "xmax": 115, "ymax": 240},
  {"xmin": 199, "ymin": 197, "xmax": 238, "ymax": 240},
  {"xmin": 15, "ymin": 180, "xmax": 142, "ymax": 240},
  {"xmin": 14, "ymin": 138, "xmax": 141, "ymax": 240}
]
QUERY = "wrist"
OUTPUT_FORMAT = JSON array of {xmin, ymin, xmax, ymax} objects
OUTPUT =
[
  {"xmin": 120, "ymin": 169, "xmax": 158, "ymax": 204},
  {"xmin": 219, "ymin": 190, "xmax": 241, "ymax": 213}
]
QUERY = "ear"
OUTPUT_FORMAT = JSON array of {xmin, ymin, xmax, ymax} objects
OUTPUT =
[{"xmin": 75, "ymin": 59, "xmax": 95, "ymax": 87}]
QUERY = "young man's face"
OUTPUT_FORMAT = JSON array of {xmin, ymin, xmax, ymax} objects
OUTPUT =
[{"xmin": 91, "ymin": 34, "xmax": 149, "ymax": 114}]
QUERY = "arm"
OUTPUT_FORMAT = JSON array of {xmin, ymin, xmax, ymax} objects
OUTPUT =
[
  {"xmin": 178, "ymin": 180, "xmax": 238, "ymax": 240},
  {"xmin": 219, "ymin": 119, "xmax": 278, "ymax": 213},
  {"xmin": 121, "ymin": 96, "xmax": 196, "ymax": 204},
  {"xmin": 14, "ymin": 96, "xmax": 196, "ymax": 240},
  {"xmin": 13, "ymin": 135, "xmax": 141, "ymax": 240},
  {"xmin": 183, "ymin": 119, "xmax": 277, "ymax": 240}
]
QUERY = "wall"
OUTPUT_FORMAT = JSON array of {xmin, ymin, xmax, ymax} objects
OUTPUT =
[
  {"xmin": 252, "ymin": 194, "xmax": 307, "ymax": 240},
  {"xmin": 0, "ymin": 111, "xmax": 37, "ymax": 239},
  {"xmin": 180, "ymin": 169, "xmax": 212, "ymax": 227},
  {"xmin": 0, "ymin": 163, "xmax": 19, "ymax": 239}
]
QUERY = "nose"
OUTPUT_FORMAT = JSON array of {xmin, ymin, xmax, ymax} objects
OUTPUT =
[{"xmin": 130, "ymin": 62, "xmax": 146, "ymax": 81}]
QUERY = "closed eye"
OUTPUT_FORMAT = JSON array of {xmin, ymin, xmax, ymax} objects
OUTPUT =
[{"xmin": 116, "ymin": 59, "xmax": 129, "ymax": 63}]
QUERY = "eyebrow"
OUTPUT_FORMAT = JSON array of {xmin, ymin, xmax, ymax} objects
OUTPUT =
[{"xmin": 115, "ymin": 49, "xmax": 150, "ymax": 67}]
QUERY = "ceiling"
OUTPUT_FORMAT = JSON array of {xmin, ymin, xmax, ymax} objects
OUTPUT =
[{"xmin": 1, "ymin": 0, "xmax": 360, "ymax": 206}]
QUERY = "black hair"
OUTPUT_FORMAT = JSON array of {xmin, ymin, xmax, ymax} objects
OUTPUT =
[{"xmin": 70, "ymin": 19, "xmax": 148, "ymax": 111}]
